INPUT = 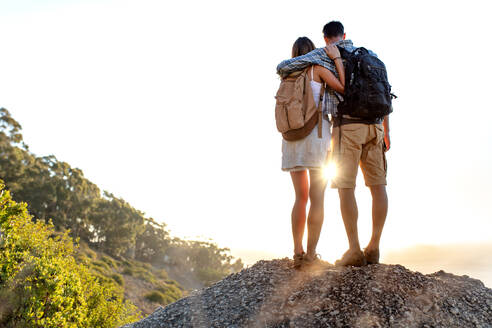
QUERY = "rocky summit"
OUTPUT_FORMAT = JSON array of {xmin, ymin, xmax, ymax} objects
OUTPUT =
[{"xmin": 123, "ymin": 259, "xmax": 492, "ymax": 328}]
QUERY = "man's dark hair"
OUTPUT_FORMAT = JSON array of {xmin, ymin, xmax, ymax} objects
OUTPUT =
[{"xmin": 323, "ymin": 21, "xmax": 344, "ymax": 38}]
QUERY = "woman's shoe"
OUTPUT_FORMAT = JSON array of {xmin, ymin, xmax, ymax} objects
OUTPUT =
[
  {"xmin": 303, "ymin": 253, "xmax": 323, "ymax": 269},
  {"xmin": 293, "ymin": 252, "xmax": 305, "ymax": 269}
]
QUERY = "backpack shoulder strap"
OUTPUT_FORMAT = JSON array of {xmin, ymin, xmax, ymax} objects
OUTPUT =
[
  {"xmin": 355, "ymin": 47, "xmax": 369, "ymax": 55},
  {"xmin": 317, "ymin": 83, "xmax": 326, "ymax": 138},
  {"xmin": 337, "ymin": 46, "xmax": 352, "ymax": 59}
]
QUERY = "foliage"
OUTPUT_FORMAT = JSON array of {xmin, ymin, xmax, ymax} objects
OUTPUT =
[
  {"xmin": 143, "ymin": 282, "xmax": 182, "ymax": 305},
  {"xmin": 166, "ymin": 239, "xmax": 245, "ymax": 286},
  {"xmin": 155, "ymin": 283, "xmax": 182, "ymax": 300},
  {"xmin": 135, "ymin": 218, "xmax": 170, "ymax": 263},
  {"xmin": 111, "ymin": 273, "xmax": 124, "ymax": 286},
  {"xmin": 0, "ymin": 181, "xmax": 141, "ymax": 327},
  {"xmin": 144, "ymin": 291, "xmax": 167, "ymax": 304},
  {"xmin": 0, "ymin": 108, "xmax": 244, "ymax": 291}
]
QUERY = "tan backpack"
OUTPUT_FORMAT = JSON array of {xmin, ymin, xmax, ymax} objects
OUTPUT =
[{"xmin": 275, "ymin": 67, "xmax": 325, "ymax": 141}]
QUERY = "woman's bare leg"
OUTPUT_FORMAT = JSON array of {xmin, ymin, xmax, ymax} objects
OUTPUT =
[
  {"xmin": 290, "ymin": 170, "xmax": 309, "ymax": 255},
  {"xmin": 306, "ymin": 169, "xmax": 328, "ymax": 257}
]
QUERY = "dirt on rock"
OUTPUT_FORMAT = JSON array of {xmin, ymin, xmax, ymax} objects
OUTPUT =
[{"xmin": 122, "ymin": 259, "xmax": 492, "ymax": 328}]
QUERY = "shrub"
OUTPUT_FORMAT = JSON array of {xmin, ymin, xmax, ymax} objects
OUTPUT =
[
  {"xmin": 155, "ymin": 283, "xmax": 182, "ymax": 301},
  {"xmin": 101, "ymin": 255, "xmax": 118, "ymax": 269},
  {"xmin": 111, "ymin": 273, "xmax": 124, "ymax": 286},
  {"xmin": 122, "ymin": 267, "xmax": 134, "ymax": 276},
  {"xmin": 165, "ymin": 279, "xmax": 183, "ymax": 289},
  {"xmin": 91, "ymin": 260, "xmax": 111, "ymax": 272},
  {"xmin": 78, "ymin": 242, "xmax": 98, "ymax": 260},
  {"xmin": 157, "ymin": 269, "xmax": 168, "ymax": 280},
  {"xmin": 121, "ymin": 265, "xmax": 155, "ymax": 284},
  {"xmin": 122, "ymin": 260, "xmax": 132, "ymax": 267},
  {"xmin": 195, "ymin": 268, "xmax": 226, "ymax": 287},
  {"xmin": 0, "ymin": 183, "xmax": 141, "ymax": 327},
  {"xmin": 144, "ymin": 291, "xmax": 173, "ymax": 304}
]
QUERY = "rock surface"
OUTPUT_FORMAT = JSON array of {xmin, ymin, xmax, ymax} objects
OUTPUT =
[{"xmin": 122, "ymin": 259, "xmax": 492, "ymax": 328}]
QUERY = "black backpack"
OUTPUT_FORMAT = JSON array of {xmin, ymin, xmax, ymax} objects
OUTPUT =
[{"xmin": 337, "ymin": 47, "xmax": 396, "ymax": 119}]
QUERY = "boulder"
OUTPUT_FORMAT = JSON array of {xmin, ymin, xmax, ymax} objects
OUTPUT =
[{"xmin": 122, "ymin": 259, "xmax": 492, "ymax": 328}]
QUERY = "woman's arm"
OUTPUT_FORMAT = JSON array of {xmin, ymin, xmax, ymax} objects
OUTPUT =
[
  {"xmin": 314, "ymin": 60, "xmax": 345, "ymax": 94},
  {"xmin": 323, "ymin": 44, "xmax": 345, "ymax": 91},
  {"xmin": 333, "ymin": 57, "xmax": 345, "ymax": 88},
  {"xmin": 316, "ymin": 67, "xmax": 344, "ymax": 94}
]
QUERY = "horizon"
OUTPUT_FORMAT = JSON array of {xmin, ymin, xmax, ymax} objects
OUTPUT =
[{"xmin": 1, "ymin": 0, "xmax": 491, "ymax": 288}]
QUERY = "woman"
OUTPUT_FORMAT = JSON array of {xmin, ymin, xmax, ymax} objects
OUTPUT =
[{"xmin": 281, "ymin": 37, "xmax": 345, "ymax": 268}]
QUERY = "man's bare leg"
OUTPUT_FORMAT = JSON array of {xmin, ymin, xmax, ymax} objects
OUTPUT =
[
  {"xmin": 365, "ymin": 185, "xmax": 388, "ymax": 253},
  {"xmin": 338, "ymin": 188, "xmax": 361, "ymax": 251},
  {"xmin": 306, "ymin": 169, "xmax": 327, "ymax": 258},
  {"xmin": 290, "ymin": 170, "xmax": 309, "ymax": 255},
  {"xmin": 335, "ymin": 187, "xmax": 366, "ymax": 266}
]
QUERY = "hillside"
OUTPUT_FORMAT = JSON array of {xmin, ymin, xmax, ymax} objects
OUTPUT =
[
  {"xmin": 0, "ymin": 107, "xmax": 243, "ymax": 318},
  {"xmin": 74, "ymin": 242, "xmax": 185, "ymax": 316},
  {"xmin": 124, "ymin": 259, "xmax": 492, "ymax": 328}
]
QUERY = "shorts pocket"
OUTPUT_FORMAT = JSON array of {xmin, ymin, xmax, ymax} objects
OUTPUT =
[{"xmin": 374, "ymin": 124, "xmax": 384, "ymax": 143}]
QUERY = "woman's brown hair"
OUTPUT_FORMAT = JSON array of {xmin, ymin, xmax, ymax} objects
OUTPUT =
[{"xmin": 291, "ymin": 37, "xmax": 315, "ymax": 58}]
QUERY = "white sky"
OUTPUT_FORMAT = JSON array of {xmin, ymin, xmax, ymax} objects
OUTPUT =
[{"xmin": 1, "ymin": 0, "xmax": 491, "ymax": 270}]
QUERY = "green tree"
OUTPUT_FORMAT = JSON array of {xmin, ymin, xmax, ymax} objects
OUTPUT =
[
  {"xmin": 90, "ymin": 193, "xmax": 145, "ymax": 258},
  {"xmin": 0, "ymin": 181, "xmax": 141, "ymax": 327},
  {"xmin": 0, "ymin": 108, "xmax": 244, "ymax": 291},
  {"xmin": 165, "ymin": 239, "xmax": 244, "ymax": 286},
  {"xmin": 135, "ymin": 218, "xmax": 170, "ymax": 263},
  {"xmin": 0, "ymin": 108, "xmax": 100, "ymax": 242}
]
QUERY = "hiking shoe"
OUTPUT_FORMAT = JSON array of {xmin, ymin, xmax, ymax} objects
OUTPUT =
[
  {"xmin": 303, "ymin": 253, "xmax": 327, "ymax": 270},
  {"xmin": 303, "ymin": 253, "xmax": 321, "ymax": 265},
  {"xmin": 293, "ymin": 252, "xmax": 305, "ymax": 269},
  {"xmin": 363, "ymin": 248, "xmax": 380, "ymax": 264},
  {"xmin": 335, "ymin": 249, "xmax": 367, "ymax": 267}
]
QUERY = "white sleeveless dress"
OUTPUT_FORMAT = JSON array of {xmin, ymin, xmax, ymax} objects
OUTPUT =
[{"xmin": 281, "ymin": 66, "xmax": 332, "ymax": 171}]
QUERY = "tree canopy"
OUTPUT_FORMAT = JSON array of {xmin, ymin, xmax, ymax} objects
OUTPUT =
[
  {"xmin": 0, "ymin": 107, "xmax": 243, "ymax": 289},
  {"xmin": 0, "ymin": 181, "xmax": 141, "ymax": 327}
]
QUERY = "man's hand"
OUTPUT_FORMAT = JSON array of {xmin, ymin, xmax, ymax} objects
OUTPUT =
[
  {"xmin": 324, "ymin": 44, "xmax": 341, "ymax": 60},
  {"xmin": 383, "ymin": 115, "xmax": 390, "ymax": 152},
  {"xmin": 384, "ymin": 132, "xmax": 390, "ymax": 152}
]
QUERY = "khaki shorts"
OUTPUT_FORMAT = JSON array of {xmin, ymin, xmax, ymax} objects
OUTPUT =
[{"xmin": 330, "ymin": 123, "xmax": 387, "ymax": 188}]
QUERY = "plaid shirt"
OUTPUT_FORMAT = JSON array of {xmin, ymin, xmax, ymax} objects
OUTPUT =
[{"xmin": 276, "ymin": 40, "xmax": 361, "ymax": 117}]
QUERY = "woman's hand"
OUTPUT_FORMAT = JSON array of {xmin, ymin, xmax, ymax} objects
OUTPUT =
[{"xmin": 324, "ymin": 44, "xmax": 340, "ymax": 60}]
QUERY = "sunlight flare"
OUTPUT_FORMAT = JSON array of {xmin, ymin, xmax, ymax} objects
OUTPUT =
[{"xmin": 323, "ymin": 162, "xmax": 337, "ymax": 181}]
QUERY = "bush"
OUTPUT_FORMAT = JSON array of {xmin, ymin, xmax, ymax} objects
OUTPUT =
[
  {"xmin": 157, "ymin": 269, "xmax": 168, "ymax": 280},
  {"xmin": 78, "ymin": 242, "xmax": 98, "ymax": 260},
  {"xmin": 101, "ymin": 255, "xmax": 118, "ymax": 269},
  {"xmin": 155, "ymin": 283, "xmax": 182, "ymax": 301},
  {"xmin": 195, "ymin": 268, "xmax": 226, "ymax": 287},
  {"xmin": 92, "ymin": 260, "xmax": 111, "ymax": 271},
  {"xmin": 134, "ymin": 268, "xmax": 155, "ymax": 284},
  {"xmin": 0, "ymin": 183, "xmax": 141, "ymax": 327},
  {"xmin": 143, "ymin": 291, "xmax": 174, "ymax": 304},
  {"xmin": 122, "ymin": 267, "xmax": 134, "ymax": 276},
  {"xmin": 112, "ymin": 273, "xmax": 124, "ymax": 286},
  {"xmin": 165, "ymin": 279, "xmax": 183, "ymax": 289}
]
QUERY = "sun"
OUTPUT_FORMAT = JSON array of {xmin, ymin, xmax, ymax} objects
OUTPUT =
[{"xmin": 323, "ymin": 162, "xmax": 337, "ymax": 181}]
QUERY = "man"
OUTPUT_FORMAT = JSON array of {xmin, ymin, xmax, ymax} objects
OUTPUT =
[{"xmin": 277, "ymin": 21, "xmax": 390, "ymax": 267}]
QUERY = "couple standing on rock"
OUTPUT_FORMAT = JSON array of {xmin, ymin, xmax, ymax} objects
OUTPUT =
[{"xmin": 276, "ymin": 21, "xmax": 392, "ymax": 269}]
